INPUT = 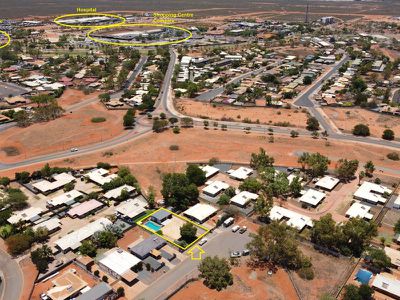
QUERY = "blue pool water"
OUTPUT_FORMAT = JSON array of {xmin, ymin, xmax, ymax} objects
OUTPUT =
[{"xmin": 144, "ymin": 220, "xmax": 162, "ymax": 231}]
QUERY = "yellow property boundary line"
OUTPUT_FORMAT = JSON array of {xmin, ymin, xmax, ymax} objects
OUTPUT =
[
  {"xmin": 86, "ymin": 23, "xmax": 192, "ymax": 47},
  {"xmin": 53, "ymin": 13, "xmax": 126, "ymax": 29},
  {"xmin": 0, "ymin": 31, "xmax": 11, "ymax": 49},
  {"xmin": 136, "ymin": 207, "xmax": 210, "ymax": 251}
]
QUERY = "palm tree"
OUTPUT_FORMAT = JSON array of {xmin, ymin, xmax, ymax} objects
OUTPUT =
[{"xmin": 358, "ymin": 171, "xmax": 365, "ymax": 185}]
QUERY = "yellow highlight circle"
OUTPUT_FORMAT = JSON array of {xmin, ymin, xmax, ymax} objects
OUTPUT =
[
  {"xmin": 54, "ymin": 13, "xmax": 126, "ymax": 29},
  {"xmin": 0, "ymin": 31, "xmax": 11, "ymax": 49},
  {"xmin": 86, "ymin": 23, "xmax": 192, "ymax": 47}
]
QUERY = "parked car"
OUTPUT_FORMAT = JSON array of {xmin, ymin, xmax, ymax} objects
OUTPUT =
[
  {"xmin": 242, "ymin": 249, "xmax": 250, "ymax": 256},
  {"xmin": 239, "ymin": 226, "xmax": 247, "ymax": 234},
  {"xmin": 223, "ymin": 217, "xmax": 234, "ymax": 227},
  {"xmin": 199, "ymin": 238, "xmax": 208, "ymax": 246},
  {"xmin": 232, "ymin": 225, "xmax": 240, "ymax": 232},
  {"xmin": 230, "ymin": 251, "xmax": 241, "ymax": 258}
]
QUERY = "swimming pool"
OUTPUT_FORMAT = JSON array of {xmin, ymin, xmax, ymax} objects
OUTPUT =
[{"xmin": 144, "ymin": 220, "xmax": 162, "ymax": 231}]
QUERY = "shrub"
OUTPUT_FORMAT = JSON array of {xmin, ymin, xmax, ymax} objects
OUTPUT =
[
  {"xmin": 94, "ymin": 270, "xmax": 100, "ymax": 277},
  {"xmin": 297, "ymin": 267, "xmax": 314, "ymax": 280},
  {"xmin": 353, "ymin": 124, "xmax": 370, "ymax": 136},
  {"xmin": 382, "ymin": 129, "xmax": 394, "ymax": 141},
  {"xmin": 169, "ymin": 145, "xmax": 179, "ymax": 151},
  {"xmin": 387, "ymin": 152, "xmax": 400, "ymax": 161},
  {"xmin": 91, "ymin": 117, "xmax": 106, "ymax": 123},
  {"xmin": 173, "ymin": 127, "xmax": 180, "ymax": 134}
]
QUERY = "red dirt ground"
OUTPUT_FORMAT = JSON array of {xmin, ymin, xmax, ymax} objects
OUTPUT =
[
  {"xmin": 19, "ymin": 257, "xmax": 39, "ymax": 300},
  {"xmin": 173, "ymin": 267, "xmax": 298, "ymax": 300},
  {"xmin": 0, "ymin": 101, "xmax": 125, "ymax": 161}
]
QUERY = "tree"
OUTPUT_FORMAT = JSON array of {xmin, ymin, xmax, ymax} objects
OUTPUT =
[
  {"xmin": 31, "ymin": 245, "xmax": 53, "ymax": 273},
  {"xmin": 298, "ymin": 152, "xmax": 330, "ymax": 178},
  {"xmin": 79, "ymin": 240, "xmax": 97, "ymax": 257},
  {"xmin": 303, "ymin": 76, "xmax": 312, "ymax": 85},
  {"xmin": 198, "ymin": 256, "xmax": 233, "ymax": 291},
  {"xmin": 382, "ymin": 129, "xmax": 394, "ymax": 141},
  {"xmin": 358, "ymin": 284, "xmax": 374, "ymax": 300},
  {"xmin": 15, "ymin": 171, "xmax": 30, "ymax": 184},
  {"xmin": 181, "ymin": 117, "xmax": 194, "ymax": 128},
  {"xmin": 290, "ymin": 130, "xmax": 299, "ymax": 138},
  {"xmin": 353, "ymin": 124, "xmax": 370, "ymax": 137},
  {"xmin": 180, "ymin": 223, "xmax": 197, "ymax": 243},
  {"xmin": 343, "ymin": 284, "xmax": 362, "ymax": 300},
  {"xmin": 247, "ymin": 222, "xmax": 310, "ymax": 270},
  {"xmin": 161, "ymin": 173, "xmax": 199, "ymax": 211},
  {"xmin": 152, "ymin": 118, "xmax": 168, "ymax": 132},
  {"xmin": 123, "ymin": 108, "xmax": 135, "ymax": 128},
  {"xmin": 0, "ymin": 177, "xmax": 10, "ymax": 187},
  {"xmin": 335, "ymin": 159, "xmax": 359, "ymax": 182},
  {"xmin": 289, "ymin": 176, "xmax": 302, "ymax": 197},
  {"xmin": 147, "ymin": 186, "xmax": 156, "ymax": 209},
  {"xmin": 365, "ymin": 248, "xmax": 391, "ymax": 271},
  {"xmin": 186, "ymin": 165, "xmax": 206, "ymax": 186},
  {"xmin": 6, "ymin": 233, "xmax": 33, "ymax": 255},
  {"xmin": 341, "ymin": 218, "xmax": 377, "ymax": 257},
  {"xmin": 6, "ymin": 188, "xmax": 28, "ymax": 211},
  {"xmin": 306, "ymin": 116, "xmax": 319, "ymax": 131},
  {"xmin": 250, "ymin": 148, "xmax": 274, "ymax": 171},
  {"xmin": 92, "ymin": 230, "xmax": 118, "ymax": 249},
  {"xmin": 311, "ymin": 214, "xmax": 340, "ymax": 251},
  {"xmin": 239, "ymin": 177, "xmax": 262, "ymax": 193},
  {"xmin": 116, "ymin": 287, "xmax": 125, "ymax": 297},
  {"xmin": 364, "ymin": 161, "xmax": 375, "ymax": 177}
]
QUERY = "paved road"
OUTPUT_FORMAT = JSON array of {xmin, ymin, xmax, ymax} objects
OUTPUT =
[
  {"xmin": 0, "ymin": 248, "xmax": 23, "ymax": 300},
  {"xmin": 135, "ymin": 229, "xmax": 252, "ymax": 300}
]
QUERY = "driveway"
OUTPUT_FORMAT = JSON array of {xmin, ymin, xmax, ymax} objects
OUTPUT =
[{"xmin": 0, "ymin": 248, "xmax": 23, "ymax": 300}]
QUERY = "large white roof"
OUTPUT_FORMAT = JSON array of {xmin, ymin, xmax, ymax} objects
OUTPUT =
[
  {"xmin": 32, "ymin": 218, "xmax": 61, "ymax": 232},
  {"xmin": 299, "ymin": 189, "xmax": 326, "ymax": 206},
  {"xmin": 228, "ymin": 167, "xmax": 253, "ymax": 180},
  {"xmin": 104, "ymin": 185, "xmax": 135, "ymax": 200},
  {"xmin": 315, "ymin": 176, "xmax": 340, "ymax": 191},
  {"xmin": 184, "ymin": 203, "xmax": 217, "ymax": 223},
  {"xmin": 384, "ymin": 247, "xmax": 400, "ymax": 268},
  {"xmin": 86, "ymin": 168, "xmax": 118, "ymax": 186},
  {"xmin": 115, "ymin": 198, "xmax": 147, "ymax": 218},
  {"xmin": 372, "ymin": 274, "xmax": 400, "ymax": 298},
  {"xmin": 202, "ymin": 181, "xmax": 229, "ymax": 196},
  {"xmin": 345, "ymin": 202, "xmax": 373, "ymax": 220},
  {"xmin": 230, "ymin": 191, "xmax": 258, "ymax": 206},
  {"xmin": 354, "ymin": 181, "xmax": 392, "ymax": 204},
  {"xmin": 99, "ymin": 248, "xmax": 141, "ymax": 276},
  {"xmin": 7, "ymin": 207, "xmax": 43, "ymax": 224},
  {"xmin": 269, "ymin": 206, "xmax": 313, "ymax": 231},
  {"xmin": 200, "ymin": 165, "xmax": 219, "ymax": 178},
  {"xmin": 47, "ymin": 190, "xmax": 83, "ymax": 207},
  {"xmin": 32, "ymin": 173, "xmax": 75, "ymax": 193},
  {"xmin": 55, "ymin": 217, "xmax": 112, "ymax": 251}
]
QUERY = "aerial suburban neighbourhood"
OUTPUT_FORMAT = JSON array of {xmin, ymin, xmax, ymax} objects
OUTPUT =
[{"xmin": 0, "ymin": 1, "xmax": 400, "ymax": 300}]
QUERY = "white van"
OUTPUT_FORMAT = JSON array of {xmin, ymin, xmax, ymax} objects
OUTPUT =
[
  {"xmin": 223, "ymin": 217, "xmax": 234, "ymax": 227},
  {"xmin": 232, "ymin": 225, "xmax": 240, "ymax": 232}
]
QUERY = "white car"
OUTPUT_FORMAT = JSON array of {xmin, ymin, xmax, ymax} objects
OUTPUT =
[
  {"xmin": 70, "ymin": 148, "xmax": 79, "ymax": 152},
  {"xmin": 199, "ymin": 238, "xmax": 208, "ymax": 246},
  {"xmin": 232, "ymin": 225, "xmax": 240, "ymax": 232}
]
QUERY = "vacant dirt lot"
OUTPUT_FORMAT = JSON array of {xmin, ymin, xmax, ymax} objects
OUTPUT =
[
  {"xmin": 0, "ymin": 101, "xmax": 125, "ymax": 160},
  {"xmin": 176, "ymin": 99, "xmax": 308, "ymax": 128},
  {"xmin": 57, "ymin": 89, "xmax": 100, "ymax": 108},
  {"xmin": 291, "ymin": 243, "xmax": 356, "ymax": 300},
  {"xmin": 323, "ymin": 107, "xmax": 400, "ymax": 139},
  {"xmin": 173, "ymin": 266, "xmax": 297, "ymax": 300}
]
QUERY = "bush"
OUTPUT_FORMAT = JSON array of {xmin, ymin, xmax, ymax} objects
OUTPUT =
[
  {"xmin": 382, "ymin": 129, "xmax": 394, "ymax": 141},
  {"xmin": 169, "ymin": 145, "xmax": 179, "ymax": 151},
  {"xmin": 97, "ymin": 162, "xmax": 111, "ymax": 169},
  {"xmin": 173, "ymin": 127, "xmax": 180, "ymax": 134},
  {"xmin": 94, "ymin": 270, "xmax": 100, "ymax": 277},
  {"xmin": 387, "ymin": 152, "xmax": 400, "ymax": 161},
  {"xmin": 91, "ymin": 117, "xmax": 106, "ymax": 123},
  {"xmin": 297, "ymin": 267, "xmax": 314, "ymax": 280},
  {"xmin": 352, "ymin": 124, "xmax": 370, "ymax": 136}
]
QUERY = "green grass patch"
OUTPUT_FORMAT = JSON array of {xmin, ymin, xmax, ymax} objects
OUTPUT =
[
  {"xmin": 132, "ymin": 209, "xmax": 155, "ymax": 224},
  {"xmin": 91, "ymin": 117, "xmax": 106, "ymax": 123}
]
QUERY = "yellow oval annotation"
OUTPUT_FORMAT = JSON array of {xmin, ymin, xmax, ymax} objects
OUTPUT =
[
  {"xmin": 0, "ymin": 30, "xmax": 11, "ymax": 49},
  {"xmin": 86, "ymin": 23, "xmax": 192, "ymax": 47},
  {"xmin": 54, "ymin": 13, "xmax": 126, "ymax": 29}
]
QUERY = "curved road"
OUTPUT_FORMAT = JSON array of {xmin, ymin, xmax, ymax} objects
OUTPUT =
[{"xmin": 0, "ymin": 248, "xmax": 23, "ymax": 300}]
